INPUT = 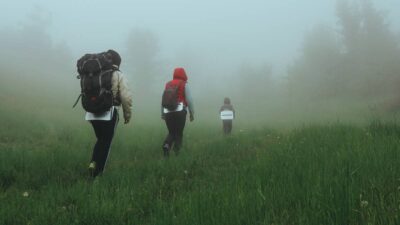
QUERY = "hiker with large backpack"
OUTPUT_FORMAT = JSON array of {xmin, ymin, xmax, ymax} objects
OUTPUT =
[
  {"xmin": 161, "ymin": 67, "xmax": 194, "ymax": 157},
  {"xmin": 74, "ymin": 49, "xmax": 132, "ymax": 177}
]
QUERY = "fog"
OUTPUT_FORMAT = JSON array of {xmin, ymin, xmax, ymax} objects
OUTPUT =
[{"xmin": 1, "ymin": 0, "xmax": 400, "ymax": 128}]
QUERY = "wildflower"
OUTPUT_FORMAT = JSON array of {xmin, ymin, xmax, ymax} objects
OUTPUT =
[
  {"xmin": 360, "ymin": 200, "xmax": 368, "ymax": 208},
  {"xmin": 22, "ymin": 192, "xmax": 29, "ymax": 197}
]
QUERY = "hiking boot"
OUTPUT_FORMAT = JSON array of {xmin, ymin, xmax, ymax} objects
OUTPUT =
[
  {"xmin": 163, "ymin": 144, "xmax": 170, "ymax": 157},
  {"xmin": 88, "ymin": 161, "xmax": 96, "ymax": 176}
]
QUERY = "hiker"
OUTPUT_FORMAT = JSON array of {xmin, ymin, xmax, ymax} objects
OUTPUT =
[
  {"xmin": 161, "ymin": 67, "xmax": 194, "ymax": 157},
  {"xmin": 219, "ymin": 97, "xmax": 235, "ymax": 135},
  {"xmin": 75, "ymin": 49, "xmax": 132, "ymax": 177}
]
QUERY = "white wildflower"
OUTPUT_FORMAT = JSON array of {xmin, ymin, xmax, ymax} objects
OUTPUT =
[{"xmin": 360, "ymin": 200, "xmax": 368, "ymax": 208}]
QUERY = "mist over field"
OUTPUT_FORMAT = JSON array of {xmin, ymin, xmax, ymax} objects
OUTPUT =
[
  {"xmin": 3, "ymin": 1, "xmax": 400, "ymax": 224},
  {"xmin": 0, "ymin": 0, "xmax": 400, "ymax": 127}
]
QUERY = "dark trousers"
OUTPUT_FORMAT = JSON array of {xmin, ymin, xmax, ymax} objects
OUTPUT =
[
  {"xmin": 90, "ymin": 109, "xmax": 118, "ymax": 177},
  {"xmin": 223, "ymin": 120, "xmax": 233, "ymax": 134},
  {"xmin": 163, "ymin": 110, "xmax": 187, "ymax": 152}
]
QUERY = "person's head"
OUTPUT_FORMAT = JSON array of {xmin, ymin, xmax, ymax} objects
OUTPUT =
[
  {"xmin": 224, "ymin": 97, "xmax": 231, "ymax": 104},
  {"xmin": 107, "ymin": 49, "xmax": 121, "ymax": 68},
  {"xmin": 173, "ymin": 67, "xmax": 188, "ymax": 81}
]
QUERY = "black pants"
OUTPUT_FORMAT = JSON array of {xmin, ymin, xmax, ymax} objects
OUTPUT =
[
  {"xmin": 90, "ymin": 109, "xmax": 118, "ymax": 177},
  {"xmin": 163, "ymin": 110, "xmax": 187, "ymax": 152},
  {"xmin": 223, "ymin": 120, "xmax": 232, "ymax": 134}
]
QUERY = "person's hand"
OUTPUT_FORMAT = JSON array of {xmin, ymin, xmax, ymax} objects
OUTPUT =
[{"xmin": 189, "ymin": 114, "xmax": 194, "ymax": 122}]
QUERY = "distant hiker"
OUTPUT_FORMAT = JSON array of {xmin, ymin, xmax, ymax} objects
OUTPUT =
[
  {"xmin": 74, "ymin": 49, "xmax": 132, "ymax": 177},
  {"xmin": 161, "ymin": 67, "xmax": 194, "ymax": 157},
  {"xmin": 220, "ymin": 97, "xmax": 235, "ymax": 135}
]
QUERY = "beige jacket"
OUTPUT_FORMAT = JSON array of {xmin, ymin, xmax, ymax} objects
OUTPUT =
[{"xmin": 111, "ymin": 71, "xmax": 132, "ymax": 122}]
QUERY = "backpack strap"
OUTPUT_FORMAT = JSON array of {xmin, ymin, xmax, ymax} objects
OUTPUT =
[
  {"xmin": 72, "ymin": 94, "xmax": 82, "ymax": 108},
  {"xmin": 72, "ymin": 75, "xmax": 85, "ymax": 108},
  {"xmin": 99, "ymin": 69, "xmax": 114, "ymax": 90},
  {"xmin": 101, "ymin": 69, "xmax": 121, "ymax": 105}
]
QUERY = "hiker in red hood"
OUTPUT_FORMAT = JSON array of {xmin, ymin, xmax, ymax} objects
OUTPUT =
[{"xmin": 161, "ymin": 67, "xmax": 194, "ymax": 157}]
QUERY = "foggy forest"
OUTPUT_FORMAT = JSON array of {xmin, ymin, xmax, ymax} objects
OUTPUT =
[{"xmin": 1, "ymin": 0, "xmax": 399, "ymax": 127}]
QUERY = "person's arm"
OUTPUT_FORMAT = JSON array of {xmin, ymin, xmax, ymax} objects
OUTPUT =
[
  {"xmin": 185, "ymin": 84, "xmax": 195, "ymax": 121},
  {"xmin": 161, "ymin": 101, "xmax": 165, "ymax": 120},
  {"xmin": 115, "ymin": 71, "xmax": 132, "ymax": 124}
]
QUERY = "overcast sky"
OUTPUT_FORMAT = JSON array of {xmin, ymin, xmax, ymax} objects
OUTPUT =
[{"xmin": 1, "ymin": 0, "xmax": 399, "ymax": 74}]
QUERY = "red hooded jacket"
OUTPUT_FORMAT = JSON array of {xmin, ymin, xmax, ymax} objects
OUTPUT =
[{"xmin": 165, "ymin": 67, "xmax": 188, "ymax": 106}]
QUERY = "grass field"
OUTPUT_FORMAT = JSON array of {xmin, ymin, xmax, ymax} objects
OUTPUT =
[{"xmin": 1, "ymin": 104, "xmax": 400, "ymax": 225}]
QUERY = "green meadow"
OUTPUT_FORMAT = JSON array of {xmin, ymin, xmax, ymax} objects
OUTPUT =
[
  {"xmin": 1, "ymin": 101, "xmax": 400, "ymax": 225},
  {"xmin": 1, "ymin": 0, "xmax": 400, "ymax": 224}
]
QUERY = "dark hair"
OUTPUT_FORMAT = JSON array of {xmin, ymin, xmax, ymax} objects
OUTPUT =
[
  {"xmin": 107, "ymin": 49, "xmax": 121, "ymax": 67},
  {"xmin": 224, "ymin": 97, "xmax": 231, "ymax": 104}
]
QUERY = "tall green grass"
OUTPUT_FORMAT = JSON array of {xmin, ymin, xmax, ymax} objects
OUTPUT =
[{"xmin": 1, "ymin": 104, "xmax": 400, "ymax": 225}]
